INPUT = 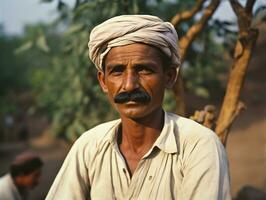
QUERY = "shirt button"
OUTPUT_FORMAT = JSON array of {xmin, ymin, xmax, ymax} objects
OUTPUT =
[{"xmin": 148, "ymin": 175, "xmax": 152, "ymax": 180}]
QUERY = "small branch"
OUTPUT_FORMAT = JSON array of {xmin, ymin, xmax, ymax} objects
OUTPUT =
[
  {"xmin": 172, "ymin": 0, "xmax": 220, "ymax": 116},
  {"xmin": 216, "ymin": 101, "xmax": 246, "ymax": 141},
  {"xmin": 231, "ymin": 0, "xmax": 252, "ymax": 31},
  {"xmin": 171, "ymin": 0, "xmax": 207, "ymax": 27},
  {"xmin": 230, "ymin": 0, "xmax": 244, "ymax": 14},
  {"xmin": 172, "ymin": 73, "xmax": 186, "ymax": 116},
  {"xmin": 245, "ymin": 0, "xmax": 257, "ymax": 15},
  {"xmin": 179, "ymin": 0, "xmax": 220, "ymax": 59}
]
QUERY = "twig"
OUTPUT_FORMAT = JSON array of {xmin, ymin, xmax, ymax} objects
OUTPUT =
[{"xmin": 171, "ymin": 0, "xmax": 207, "ymax": 27}]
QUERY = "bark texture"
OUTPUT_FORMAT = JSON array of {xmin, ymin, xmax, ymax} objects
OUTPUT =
[
  {"xmin": 215, "ymin": 0, "xmax": 259, "ymax": 145},
  {"xmin": 171, "ymin": 0, "xmax": 259, "ymax": 146}
]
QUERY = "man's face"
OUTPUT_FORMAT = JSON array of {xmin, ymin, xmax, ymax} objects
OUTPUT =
[
  {"xmin": 98, "ymin": 43, "xmax": 176, "ymax": 120},
  {"xmin": 18, "ymin": 168, "xmax": 42, "ymax": 189}
]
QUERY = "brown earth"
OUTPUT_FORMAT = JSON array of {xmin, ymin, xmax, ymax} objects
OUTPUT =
[{"xmin": 226, "ymin": 23, "xmax": 266, "ymax": 195}]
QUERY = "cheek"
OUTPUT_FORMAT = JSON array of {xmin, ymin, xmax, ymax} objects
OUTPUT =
[
  {"xmin": 105, "ymin": 79, "xmax": 122, "ymax": 96},
  {"xmin": 142, "ymin": 76, "xmax": 165, "ymax": 95}
]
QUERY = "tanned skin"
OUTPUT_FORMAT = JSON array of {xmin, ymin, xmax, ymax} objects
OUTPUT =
[{"xmin": 98, "ymin": 43, "xmax": 176, "ymax": 176}]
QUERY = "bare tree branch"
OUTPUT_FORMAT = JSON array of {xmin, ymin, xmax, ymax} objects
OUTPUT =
[
  {"xmin": 172, "ymin": 0, "xmax": 220, "ymax": 116},
  {"xmin": 245, "ymin": 0, "xmax": 256, "ymax": 15},
  {"xmin": 215, "ymin": 0, "xmax": 259, "ymax": 146},
  {"xmin": 216, "ymin": 101, "xmax": 245, "ymax": 137},
  {"xmin": 179, "ymin": 0, "xmax": 220, "ymax": 59},
  {"xmin": 231, "ymin": 0, "xmax": 251, "ymax": 31},
  {"xmin": 171, "ymin": 0, "xmax": 207, "ymax": 27}
]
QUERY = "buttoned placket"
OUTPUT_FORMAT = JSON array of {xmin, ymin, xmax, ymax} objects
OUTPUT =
[
  {"xmin": 113, "ymin": 140, "xmax": 157, "ymax": 200},
  {"xmin": 125, "ymin": 158, "xmax": 148, "ymax": 200}
]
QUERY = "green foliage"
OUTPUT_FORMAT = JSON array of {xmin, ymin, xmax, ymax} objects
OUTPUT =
[
  {"xmin": 0, "ymin": 31, "xmax": 36, "ymax": 137},
  {"xmin": 18, "ymin": 0, "xmax": 188, "ymax": 141},
  {"xmin": 182, "ymin": 24, "xmax": 231, "ymax": 100},
  {"xmin": 0, "ymin": 35, "xmax": 27, "ymax": 95},
  {"xmin": 7, "ymin": 0, "xmax": 233, "ymax": 141}
]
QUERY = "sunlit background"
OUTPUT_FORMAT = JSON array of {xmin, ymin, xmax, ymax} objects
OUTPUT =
[{"xmin": 1, "ymin": 0, "xmax": 265, "ymax": 199}]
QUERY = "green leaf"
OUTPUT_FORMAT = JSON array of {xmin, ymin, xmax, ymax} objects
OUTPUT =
[
  {"xmin": 14, "ymin": 41, "xmax": 33, "ymax": 54},
  {"xmin": 65, "ymin": 23, "xmax": 84, "ymax": 35},
  {"xmin": 74, "ymin": 1, "xmax": 97, "ymax": 14},
  {"xmin": 36, "ymin": 35, "xmax": 50, "ymax": 53},
  {"xmin": 194, "ymin": 87, "xmax": 209, "ymax": 99}
]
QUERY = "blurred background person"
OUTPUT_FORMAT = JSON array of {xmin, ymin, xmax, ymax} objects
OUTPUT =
[{"xmin": 0, "ymin": 152, "xmax": 43, "ymax": 200}]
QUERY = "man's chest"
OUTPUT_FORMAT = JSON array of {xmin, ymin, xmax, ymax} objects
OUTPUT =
[{"xmin": 89, "ymin": 148, "xmax": 183, "ymax": 200}]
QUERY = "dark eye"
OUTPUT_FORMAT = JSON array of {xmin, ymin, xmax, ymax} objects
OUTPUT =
[
  {"xmin": 109, "ymin": 65, "xmax": 124, "ymax": 75},
  {"xmin": 137, "ymin": 65, "xmax": 153, "ymax": 75}
]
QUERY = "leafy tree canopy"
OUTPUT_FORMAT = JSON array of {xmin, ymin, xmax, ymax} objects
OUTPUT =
[{"xmin": 6, "ymin": 0, "xmax": 255, "ymax": 141}]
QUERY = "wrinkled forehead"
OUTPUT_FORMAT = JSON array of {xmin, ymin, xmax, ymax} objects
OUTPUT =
[{"xmin": 103, "ymin": 43, "xmax": 170, "ymax": 72}]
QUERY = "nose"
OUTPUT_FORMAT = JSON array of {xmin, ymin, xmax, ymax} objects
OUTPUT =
[{"xmin": 122, "ymin": 70, "xmax": 139, "ymax": 92}]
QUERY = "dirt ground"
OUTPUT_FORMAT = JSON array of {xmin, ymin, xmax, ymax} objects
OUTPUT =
[{"xmin": 227, "ymin": 107, "xmax": 266, "ymax": 196}]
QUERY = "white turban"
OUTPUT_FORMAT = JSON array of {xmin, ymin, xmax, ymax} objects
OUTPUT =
[{"xmin": 88, "ymin": 15, "xmax": 180, "ymax": 71}]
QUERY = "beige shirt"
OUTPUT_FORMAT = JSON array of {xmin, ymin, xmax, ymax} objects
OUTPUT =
[
  {"xmin": 46, "ymin": 112, "xmax": 231, "ymax": 200},
  {"xmin": 0, "ymin": 173, "xmax": 22, "ymax": 200}
]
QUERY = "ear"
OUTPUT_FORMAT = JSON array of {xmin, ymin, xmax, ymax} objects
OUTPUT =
[
  {"xmin": 165, "ymin": 66, "xmax": 178, "ymax": 89},
  {"xmin": 97, "ymin": 71, "xmax": 108, "ymax": 93}
]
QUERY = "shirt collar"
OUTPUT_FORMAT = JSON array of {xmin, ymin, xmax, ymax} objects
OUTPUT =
[
  {"xmin": 106, "ymin": 119, "xmax": 121, "ymax": 147},
  {"xmin": 106, "ymin": 111, "xmax": 179, "ymax": 154},
  {"xmin": 152, "ymin": 111, "xmax": 179, "ymax": 154}
]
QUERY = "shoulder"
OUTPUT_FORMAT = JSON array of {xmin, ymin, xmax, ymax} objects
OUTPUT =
[
  {"xmin": 77, "ymin": 119, "xmax": 120, "ymax": 142},
  {"xmin": 0, "ymin": 174, "xmax": 20, "ymax": 199},
  {"xmin": 166, "ymin": 112, "xmax": 223, "ymax": 150},
  {"xmin": 166, "ymin": 113, "xmax": 228, "ymax": 169},
  {"xmin": 0, "ymin": 174, "xmax": 12, "ymax": 187},
  {"xmin": 54, "ymin": 119, "xmax": 120, "ymax": 175},
  {"xmin": 69, "ymin": 119, "xmax": 120, "ymax": 154}
]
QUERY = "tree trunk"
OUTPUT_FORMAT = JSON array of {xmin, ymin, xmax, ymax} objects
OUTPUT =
[{"xmin": 215, "ymin": 0, "xmax": 259, "ymax": 145}]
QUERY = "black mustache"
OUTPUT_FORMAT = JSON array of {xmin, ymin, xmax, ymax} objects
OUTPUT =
[{"xmin": 114, "ymin": 90, "xmax": 151, "ymax": 104}]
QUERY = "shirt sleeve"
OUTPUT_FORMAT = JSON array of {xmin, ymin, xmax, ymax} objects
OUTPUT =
[
  {"xmin": 46, "ymin": 139, "xmax": 90, "ymax": 200},
  {"xmin": 180, "ymin": 133, "xmax": 232, "ymax": 200}
]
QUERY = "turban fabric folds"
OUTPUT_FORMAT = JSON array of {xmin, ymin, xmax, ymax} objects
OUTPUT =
[{"xmin": 88, "ymin": 15, "xmax": 180, "ymax": 71}]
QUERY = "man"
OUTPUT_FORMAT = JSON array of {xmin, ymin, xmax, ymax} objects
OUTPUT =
[
  {"xmin": 46, "ymin": 15, "xmax": 231, "ymax": 200},
  {"xmin": 0, "ymin": 152, "xmax": 43, "ymax": 200}
]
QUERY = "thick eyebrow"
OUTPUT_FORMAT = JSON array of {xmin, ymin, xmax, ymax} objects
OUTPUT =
[
  {"xmin": 106, "ymin": 60, "xmax": 156, "ymax": 69},
  {"xmin": 133, "ymin": 61, "xmax": 157, "ymax": 68},
  {"xmin": 105, "ymin": 63, "xmax": 125, "ymax": 71}
]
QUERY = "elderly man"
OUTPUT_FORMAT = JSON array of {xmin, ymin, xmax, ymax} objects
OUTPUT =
[
  {"xmin": 46, "ymin": 15, "xmax": 231, "ymax": 200},
  {"xmin": 0, "ymin": 152, "xmax": 43, "ymax": 200}
]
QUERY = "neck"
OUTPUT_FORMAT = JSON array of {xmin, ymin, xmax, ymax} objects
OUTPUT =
[{"xmin": 118, "ymin": 108, "xmax": 164, "ymax": 153}]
